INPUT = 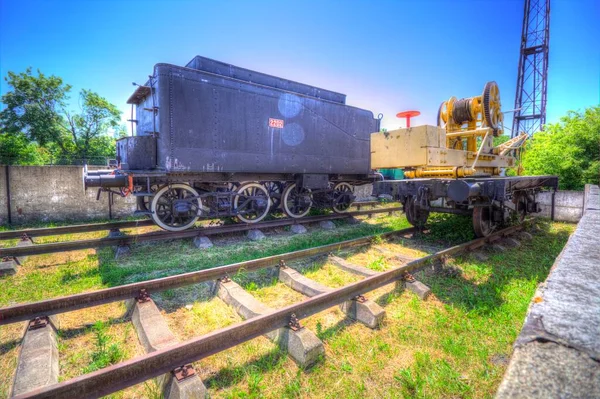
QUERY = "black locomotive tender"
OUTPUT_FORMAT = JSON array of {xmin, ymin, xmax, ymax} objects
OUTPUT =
[
  {"xmin": 86, "ymin": 56, "xmax": 381, "ymax": 231},
  {"xmin": 86, "ymin": 56, "xmax": 557, "ymax": 234}
]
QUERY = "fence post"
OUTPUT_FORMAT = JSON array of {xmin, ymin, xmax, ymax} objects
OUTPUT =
[{"xmin": 5, "ymin": 165, "xmax": 12, "ymax": 225}]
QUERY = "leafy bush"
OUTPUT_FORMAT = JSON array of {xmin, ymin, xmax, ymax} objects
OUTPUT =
[{"xmin": 521, "ymin": 106, "xmax": 599, "ymax": 190}]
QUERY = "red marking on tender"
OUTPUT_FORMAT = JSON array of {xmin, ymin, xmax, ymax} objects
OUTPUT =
[{"xmin": 269, "ymin": 118, "xmax": 284, "ymax": 128}]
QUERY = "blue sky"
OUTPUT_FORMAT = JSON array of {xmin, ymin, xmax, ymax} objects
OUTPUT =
[{"xmin": 1, "ymin": 0, "xmax": 598, "ymax": 134}]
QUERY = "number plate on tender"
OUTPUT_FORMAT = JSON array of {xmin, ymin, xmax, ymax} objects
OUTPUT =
[{"xmin": 269, "ymin": 118, "xmax": 284, "ymax": 128}]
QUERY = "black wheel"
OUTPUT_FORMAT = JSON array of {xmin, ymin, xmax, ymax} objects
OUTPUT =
[
  {"xmin": 263, "ymin": 181, "xmax": 284, "ymax": 211},
  {"xmin": 150, "ymin": 184, "xmax": 201, "ymax": 231},
  {"xmin": 332, "ymin": 182, "xmax": 354, "ymax": 213},
  {"xmin": 282, "ymin": 183, "xmax": 313, "ymax": 218},
  {"xmin": 234, "ymin": 182, "xmax": 271, "ymax": 223},
  {"xmin": 405, "ymin": 196, "xmax": 429, "ymax": 228},
  {"xmin": 513, "ymin": 194, "xmax": 528, "ymax": 223},
  {"xmin": 473, "ymin": 206, "xmax": 495, "ymax": 237}
]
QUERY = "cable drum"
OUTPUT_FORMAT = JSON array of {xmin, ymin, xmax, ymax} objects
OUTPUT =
[{"xmin": 452, "ymin": 98, "xmax": 474, "ymax": 124}]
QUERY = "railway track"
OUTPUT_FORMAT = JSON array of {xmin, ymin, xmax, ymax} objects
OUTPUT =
[
  {"xmin": 2, "ymin": 222, "xmax": 526, "ymax": 399},
  {"xmin": 0, "ymin": 201, "xmax": 383, "ymax": 241},
  {"xmin": 0, "ymin": 205, "xmax": 401, "ymax": 259}
]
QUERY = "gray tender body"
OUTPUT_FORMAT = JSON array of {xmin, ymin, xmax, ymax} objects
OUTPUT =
[{"xmin": 119, "ymin": 56, "xmax": 379, "ymax": 176}]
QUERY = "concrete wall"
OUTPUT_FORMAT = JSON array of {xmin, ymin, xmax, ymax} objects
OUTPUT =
[
  {"xmin": 0, "ymin": 166, "xmax": 136, "ymax": 225},
  {"xmin": 353, "ymin": 183, "xmax": 376, "ymax": 201},
  {"xmin": 536, "ymin": 190, "xmax": 584, "ymax": 222},
  {"xmin": 496, "ymin": 185, "xmax": 600, "ymax": 398},
  {"xmin": 0, "ymin": 166, "xmax": 7, "ymax": 224}
]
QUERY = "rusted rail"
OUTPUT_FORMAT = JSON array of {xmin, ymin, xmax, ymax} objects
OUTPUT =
[
  {"xmin": 12, "ymin": 223, "xmax": 524, "ymax": 399},
  {"xmin": 0, "ymin": 226, "xmax": 416, "ymax": 325},
  {"xmin": 0, "ymin": 201, "xmax": 384, "ymax": 240},
  {"xmin": 0, "ymin": 206, "xmax": 401, "ymax": 258}
]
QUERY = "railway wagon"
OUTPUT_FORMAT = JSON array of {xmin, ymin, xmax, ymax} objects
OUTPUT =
[
  {"xmin": 86, "ymin": 56, "xmax": 381, "ymax": 231},
  {"xmin": 370, "ymin": 82, "xmax": 558, "ymax": 237}
]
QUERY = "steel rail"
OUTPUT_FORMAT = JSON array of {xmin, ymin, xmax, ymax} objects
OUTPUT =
[
  {"xmin": 0, "ymin": 207, "xmax": 402, "ymax": 258},
  {"xmin": 0, "ymin": 225, "xmax": 416, "ymax": 325},
  {"xmin": 13, "ymin": 223, "xmax": 523, "ymax": 399},
  {"xmin": 0, "ymin": 201, "xmax": 383, "ymax": 240}
]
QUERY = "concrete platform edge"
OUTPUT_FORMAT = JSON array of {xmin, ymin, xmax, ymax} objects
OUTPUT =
[{"xmin": 496, "ymin": 185, "xmax": 600, "ymax": 398}]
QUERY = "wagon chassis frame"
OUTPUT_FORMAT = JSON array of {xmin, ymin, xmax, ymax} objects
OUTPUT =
[{"xmin": 374, "ymin": 175, "xmax": 558, "ymax": 236}]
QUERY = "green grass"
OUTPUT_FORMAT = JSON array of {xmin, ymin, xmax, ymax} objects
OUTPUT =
[
  {"xmin": 203, "ymin": 218, "xmax": 572, "ymax": 398},
  {"xmin": 0, "ymin": 255, "xmax": 103, "ymax": 304},
  {"xmin": 394, "ymin": 351, "xmax": 471, "ymax": 398},
  {"xmin": 0, "ymin": 214, "xmax": 574, "ymax": 399},
  {"xmin": 83, "ymin": 321, "xmax": 126, "ymax": 373},
  {"xmin": 420, "ymin": 213, "xmax": 476, "ymax": 245},
  {"xmin": 0, "ymin": 214, "xmax": 410, "ymax": 307},
  {"xmin": 97, "ymin": 214, "xmax": 411, "ymax": 288},
  {"xmin": 0, "ymin": 215, "xmax": 145, "ymax": 231},
  {"xmin": 368, "ymin": 255, "xmax": 387, "ymax": 271}
]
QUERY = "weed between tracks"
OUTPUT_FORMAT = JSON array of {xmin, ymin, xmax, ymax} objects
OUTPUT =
[{"xmin": 0, "ymin": 213, "xmax": 574, "ymax": 399}]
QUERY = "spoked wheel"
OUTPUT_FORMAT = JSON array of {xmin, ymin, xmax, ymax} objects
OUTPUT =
[
  {"xmin": 263, "ymin": 181, "xmax": 284, "ymax": 211},
  {"xmin": 472, "ymin": 206, "xmax": 496, "ymax": 237},
  {"xmin": 227, "ymin": 182, "xmax": 240, "ymax": 191},
  {"xmin": 234, "ymin": 182, "xmax": 271, "ymax": 224},
  {"xmin": 405, "ymin": 196, "xmax": 429, "ymax": 228},
  {"xmin": 150, "ymin": 184, "xmax": 201, "ymax": 231},
  {"xmin": 282, "ymin": 183, "xmax": 313, "ymax": 218},
  {"xmin": 332, "ymin": 182, "xmax": 354, "ymax": 213}
]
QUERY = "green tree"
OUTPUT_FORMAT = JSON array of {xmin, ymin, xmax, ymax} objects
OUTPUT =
[
  {"xmin": 521, "ymin": 106, "xmax": 600, "ymax": 190},
  {"xmin": 493, "ymin": 134, "xmax": 511, "ymax": 147},
  {"xmin": 0, "ymin": 68, "xmax": 71, "ymax": 152},
  {"xmin": 0, "ymin": 68, "xmax": 121, "ymax": 163},
  {"xmin": 63, "ymin": 90, "xmax": 121, "ymax": 159},
  {"xmin": 0, "ymin": 132, "xmax": 50, "ymax": 165}
]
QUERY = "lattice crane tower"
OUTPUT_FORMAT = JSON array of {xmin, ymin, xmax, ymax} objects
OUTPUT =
[{"xmin": 512, "ymin": 0, "xmax": 551, "ymax": 137}]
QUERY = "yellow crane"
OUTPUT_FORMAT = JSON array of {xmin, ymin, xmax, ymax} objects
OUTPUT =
[{"xmin": 371, "ymin": 82, "xmax": 528, "ymax": 178}]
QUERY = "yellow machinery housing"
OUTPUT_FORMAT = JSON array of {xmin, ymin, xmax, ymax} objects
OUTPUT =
[{"xmin": 371, "ymin": 82, "xmax": 528, "ymax": 178}]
